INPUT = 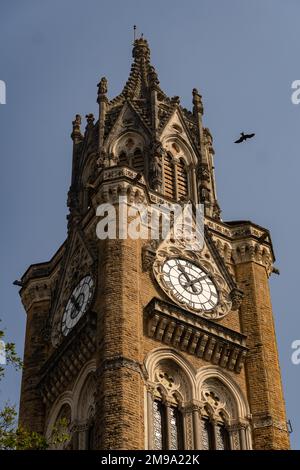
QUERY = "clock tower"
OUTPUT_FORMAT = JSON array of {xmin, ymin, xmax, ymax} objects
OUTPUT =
[{"xmin": 18, "ymin": 37, "xmax": 290, "ymax": 450}]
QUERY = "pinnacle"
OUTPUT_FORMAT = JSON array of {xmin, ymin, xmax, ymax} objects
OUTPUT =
[{"xmin": 132, "ymin": 37, "xmax": 151, "ymax": 62}]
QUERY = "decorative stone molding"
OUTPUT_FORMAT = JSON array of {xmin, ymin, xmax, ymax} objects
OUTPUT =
[
  {"xmin": 152, "ymin": 233, "xmax": 233, "ymax": 320},
  {"xmin": 142, "ymin": 241, "xmax": 158, "ymax": 272},
  {"xmin": 252, "ymin": 414, "xmax": 288, "ymax": 433},
  {"xmin": 231, "ymin": 240, "xmax": 273, "ymax": 275},
  {"xmin": 40, "ymin": 312, "xmax": 96, "ymax": 406},
  {"xmin": 144, "ymin": 349, "xmax": 252, "ymax": 450},
  {"xmin": 230, "ymin": 288, "xmax": 244, "ymax": 311},
  {"xmin": 96, "ymin": 356, "xmax": 144, "ymax": 378},
  {"xmin": 144, "ymin": 298, "xmax": 248, "ymax": 373},
  {"xmin": 21, "ymin": 278, "xmax": 53, "ymax": 312}
]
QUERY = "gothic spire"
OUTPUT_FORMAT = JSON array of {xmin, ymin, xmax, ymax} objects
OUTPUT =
[{"xmin": 109, "ymin": 37, "xmax": 168, "ymax": 106}]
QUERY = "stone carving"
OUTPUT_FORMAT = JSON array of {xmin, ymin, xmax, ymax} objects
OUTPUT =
[
  {"xmin": 149, "ymin": 153, "xmax": 163, "ymax": 191},
  {"xmin": 198, "ymin": 164, "xmax": 210, "ymax": 182},
  {"xmin": 71, "ymin": 114, "xmax": 83, "ymax": 143},
  {"xmin": 201, "ymin": 378, "xmax": 235, "ymax": 421},
  {"xmin": 85, "ymin": 113, "xmax": 95, "ymax": 128},
  {"xmin": 230, "ymin": 288, "xmax": 244, "ymax": 311},
  {"xmin": 97, "ymin": 76, "xmax": 108, "ymax": 96},
  {"xmin": 192, "ymin": 88, "xmax": 203, "ymax": 115},
  {"xmin": 142, "ymin": 241, "xmax": 158, "ymax": 272}
]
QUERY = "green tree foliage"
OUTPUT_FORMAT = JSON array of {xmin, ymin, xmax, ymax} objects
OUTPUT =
[{"xmin": 0, "ymin": 321, "xmax": 69, "ymax": 450}]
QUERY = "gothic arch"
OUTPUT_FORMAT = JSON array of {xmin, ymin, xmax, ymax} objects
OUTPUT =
[
  {"xmin": 45, "ymin": 392, "xmax": 73, "ymax": 442},
  {"xmin": 160, "ymin": 137, "xmax": 196, "ymax": 200},
  {"xmin": 196, "ymin": 366, "xmax": 252, "ymax": 450},
  {"xmin": 145, "ymin": 347, "xmax": 197, "ymax": 400},
  {"xmin": 45, "ymin": 360, "xmax": 97, "ymax": 449},
  {"xmin": 144, "ymin": 348, "xmax": 196, "ymax": 450},
  {"xmin": 162, "ymin": 135, "xmax": 197, "ymax": 167},
  {"xmin": 144, "ymin": 351, "xmax": 252, "ymax": 450},
  {"xmin": 196, "ymin": 366, "xmax": 250, "ymax": 420},
  {"xmin": 111, "ymin": 131, "xmax": 147, "ymax": 169},
  {"xmin": 72, "ymin": 359, "xmax": 96, "ymax": 407}
]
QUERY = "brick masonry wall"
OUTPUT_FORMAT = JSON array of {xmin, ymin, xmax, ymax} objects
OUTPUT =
[
  {"xmin": 236, "ymin": 261, "xmax": 290, "ymax": 449},
  {"xmin": 19, "ymin": 300, "xmax": 48, "ymax": 434}
]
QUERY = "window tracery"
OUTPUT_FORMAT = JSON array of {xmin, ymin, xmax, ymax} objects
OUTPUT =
[{"xmin": 145, "ymin": 351, "xmax": 251, "ymax": 451}]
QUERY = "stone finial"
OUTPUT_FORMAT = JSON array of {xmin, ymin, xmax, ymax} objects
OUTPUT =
[
  {"xmin": 192, "ymin": 88, "xmax": 203, "ymax": 115},
  {"xmin": 132, "ymin": 37, "xmax": 150, "ymax": 61},
  {"xmin": 71, "ymin": 114, "xmax": 83, "ymax": 143},
  {"xmin": 97, "ymin": 77, "xmax": 108, "ymax": 102}
]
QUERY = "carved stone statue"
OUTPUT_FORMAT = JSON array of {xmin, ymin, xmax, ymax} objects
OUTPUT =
[
  {"xmin": 97, "ymin": 76, "xmax": 108, "ymax": 96},
  {"xmin": 149, "ymin": 140, "xmax": 164, "ymax": 191},
  {"xmin": 192, "ymin": 88, "xmax": 203, "ymax": 115}
]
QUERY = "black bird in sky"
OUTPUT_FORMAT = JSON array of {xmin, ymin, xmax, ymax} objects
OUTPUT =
[{"xmin": 234, "ymin": 132, "xmax": 255, "ymax": 143}]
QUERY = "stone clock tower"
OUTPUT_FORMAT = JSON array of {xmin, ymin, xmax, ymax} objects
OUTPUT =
[{"xmin": 18, "ymin": 37, "xmax": 290, "ymax": 450}]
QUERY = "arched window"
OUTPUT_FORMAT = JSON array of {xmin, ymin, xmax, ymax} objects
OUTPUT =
[
  {"xmin": 132, "ymin": 148, "xmax": 144, "ymax": 173},
  {"xmin": 145, "ymin": 353, "xmax": 251, "ymax": 451},
  {"xmin": 148, "ymin": 359, "xmax": 190, "ymax": 450},
  {"xmin": 163, "ymin": 154, "xmax": 176, "ymax": 199},
  {"xmin": 177, "ymin": 158, "xmax": 189, "ymax": 200},
  {"xmin": 152, "ymin": 399, "xmax": 167, "ymax": 450},
  {"xmin": 199, "ymin": 384, "xmax": 233, "ymax": 450},
  {"xmin": 152, "ymin": 398, "xmax": 184, "ymax": 450},
  {"xmin": 201, "ymin": 418, "xmax": 214, "ymax": 450},
  {"xmin": 215, "ymin": 423, "xmax": 230, "ymax": 450},
  {"xmin": 118, "ymin": 151, "xmax": 128, "ymax": 166},
  {"xmin": 169, "ymin": 406, "xmax": 184, "ymax": 450},
  {"xmin": 77, "ymin": 373, "xmax": 96, "ymax": 449},
  {"xmin": 50, "ymin": 403, "xmax": 72, "ymax": 450},
  {"xmin": 200, "ymin": 416, "xmax": 230, "ymax": 450},
  {"xmin": 162, "ymin": 153, "xmax": 189, "ymax": 201}
]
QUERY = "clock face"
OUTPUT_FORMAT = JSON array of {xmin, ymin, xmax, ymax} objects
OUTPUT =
[
  {"xmin": 61, "ymin": 275, "xmax": 95, "ymax": 337},
  {"xmin": 161, "ymin": 258, "xmax": 219, "ymax": 312}
]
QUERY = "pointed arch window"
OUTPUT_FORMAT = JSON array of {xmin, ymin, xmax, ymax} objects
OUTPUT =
[
  {"xmin": 169, "ymin": 406, "xmax": 184, "ymax": 450},
  {"xmin": 201, "ymin": 418, "xmax": 214, "ymax": 450},
  {"xmin": 152, "ymin": 398, "xmax": 184, "ymax": 450},
  {"xmin": 177, "ymin": 158, "xmax": 189, "ymax": 200},
  {"xmin": 132, "ymin": 148, "xmax": 144, "ymax": 173},
  {"xmin": 163, "ymin": 154, "xmax": 176, "ymax": 199},
  {"xmin": 162, "ymin": 152, "xmax": 189, "ymax": 201},
  {"xmin": 215, "ymin": 423, "xmax": 230, "ymax": 450},
  {"xmin": 152, "ymin": 399, "xmax": 167, "ymax": 450}
]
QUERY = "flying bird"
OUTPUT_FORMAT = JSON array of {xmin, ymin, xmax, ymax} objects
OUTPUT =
[{"xmin": 234, "ymin": 132, "xmax": 255, "ymax": 143}]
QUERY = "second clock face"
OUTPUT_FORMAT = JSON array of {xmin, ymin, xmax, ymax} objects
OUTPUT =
[
  {"xmin": 61, "ymin": 275, "xmax": 94, "ymax": 337},
  {"xmin": 161, "ymin": 258, "xmax": 219, "ymax": 312}
]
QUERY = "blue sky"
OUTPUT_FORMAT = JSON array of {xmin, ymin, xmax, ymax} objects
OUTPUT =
[{"xmin": 0, "ymin": 0, "xmax": 299, "ymax": 449}]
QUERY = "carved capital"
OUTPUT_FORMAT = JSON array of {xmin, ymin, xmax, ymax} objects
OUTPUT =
[{"xmin": 230, "ymin": 288, "xmax": 244, "ymax": 311}]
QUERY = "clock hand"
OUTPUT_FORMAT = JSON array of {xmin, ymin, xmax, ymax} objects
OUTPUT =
[
  {"xmin": 71, "ymin": 294, "xmax": 80, "ymax": 312},
  {"xmin": 186, "ymin": 274, "xmax": 207, "ymax": 287},
  {"xmin": 182, "ymin": 274, "xmax": 208, "ymax": 293},
  {"xmin": 178, "ymin": 265, "xmax": 192, "ymax": 283},
  {"xmin": 177, "ymin": 265, "xmax": 199, "ymax": 293}
]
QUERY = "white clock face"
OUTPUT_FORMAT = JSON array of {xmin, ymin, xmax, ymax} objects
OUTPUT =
[
  {"xmin": 161, "ymin": 258, "xmax": 219, "ymax": 312},
  {"xmin": 61, "ymin": 275, "xmax": 94, "ymax": 337}
]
